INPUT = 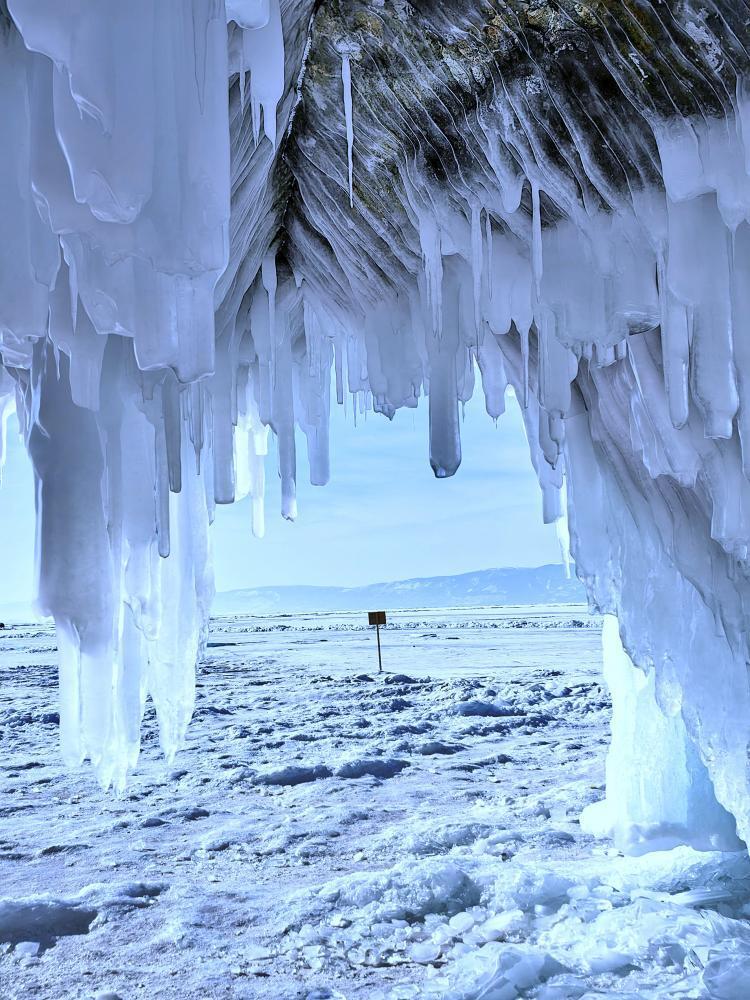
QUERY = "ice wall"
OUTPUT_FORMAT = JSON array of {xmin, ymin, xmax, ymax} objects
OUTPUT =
[{"xmin": 2, "ymin": 0, "xmax": 750, "ymax": 852}]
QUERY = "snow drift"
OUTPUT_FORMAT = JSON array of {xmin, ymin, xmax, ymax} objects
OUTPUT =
[{"xmin": 0, "ymin": 0, "xmax": 749, "ymax": 856}]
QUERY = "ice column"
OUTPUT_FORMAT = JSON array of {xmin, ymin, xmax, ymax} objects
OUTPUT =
[{"xmin": 581, "ymin": 618, "xmax": 740, "ymax": 855}]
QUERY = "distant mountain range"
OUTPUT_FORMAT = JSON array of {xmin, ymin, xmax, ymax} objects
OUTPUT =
[
  {"xmin": 0, "ymin": 566, "xmax": 586, "ymax": 623},
  {"xmin": 213, "ymin": 564, "xmax": 586, "ymax": 616}
]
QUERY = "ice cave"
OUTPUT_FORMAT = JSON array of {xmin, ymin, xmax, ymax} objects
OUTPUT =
[{"xmin": 3, "ymin": 1, "xmax": 750, "ymax": 994}]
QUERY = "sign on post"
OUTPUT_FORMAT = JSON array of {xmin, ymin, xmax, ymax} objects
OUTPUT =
[{"xmin": 368, "ymin": 611, "xmax": 387, "ymax": 672}]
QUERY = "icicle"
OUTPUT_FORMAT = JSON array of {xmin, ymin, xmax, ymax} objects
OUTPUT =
[
  {"xmin": 249, "ymin": 421, "xmax": 268, "ymax": 538},
  {"xmin": 155, "ymin": 426, "xmax": 171, "ymax": 561},
  {"xmin": 556, "ymin": 474, "xmax": 572, "ymax": 578},
  {"xmin": 470, "ymin": 203, "xmax": 482, "ymax": 338},
  {"xmin": 476, "ymin": 328, "xmax": 507, "ymax": 420},
  {"xmin": 666, "ymin": 193, "xmax": 738, "ymax": 438},
  {"xmin": 520, "ymin": 326, "xmax": 530, "ymax": 409},
  {"xmin": 240, "ymin": 0, "xmax": 284, "ymax": 150},
  {"xmin": 657, "ymin": 255, "xmax": 690, "ymax": 429},
  {"xmin": 428, "ymin": 272, "xmax": 461, "ymax": 478},
  {"xmin": 420, "ymin": 213, "xmax": 443, "ymax": 337},
  {"xmin": 234, "ymin": 385, "xmax": 268, "ymax": 538},
  {"xmin": 484, "ymin": 211, "xmax": 493, "ymax": 301},
  {"xmin": 189, "ymin": 382, "xmax": 204, "ymax": 473},
  {"xmin": 341, "ymin": 52, "xmax": 354, "ymax": 209},
  {"xmin": 334, "ymin": 339, "xmax": 345, "ymax": 405},
  {"xmin": 66, "ymin": 250, "xmax": 78, "ymax": 331},
  {"xmin": 251, "ymin": 90, "xmax": 261, "ymax": 146},
  {"xmin": 262, "ymin": 248, "xmax": 278, "ymax": 382},
  {"xmin": 538, "ymin": 314, "xmax": 574, "ymax": 422},
  {"xmin": 531, "ymin": 180, "xmax": 543, "ymax": 299},
  {"xmin": 239, "ymin": 66, "xmax": 246, "ymax": 113},
  {"xmin": 162, "ymin": 378, "xmax": 182, "ymax": 495}
]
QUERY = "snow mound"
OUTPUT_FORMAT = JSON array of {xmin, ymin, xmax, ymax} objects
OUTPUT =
[
  {"xmin": 253, "ymin": 765, "xmax": 332, "ymax": 786},
  {"xmin": 335, "ymin": 759, "xmax": 410, "ymax": 780}
]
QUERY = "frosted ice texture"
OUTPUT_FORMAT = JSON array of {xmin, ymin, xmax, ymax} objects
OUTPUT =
[{"xmin": 0, "ymin": 1, "xmax": 749, "ymax": 856}]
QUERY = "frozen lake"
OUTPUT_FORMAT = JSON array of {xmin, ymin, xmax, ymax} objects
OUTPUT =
[
  {"xmin": 206, "ymin": 604, "xmax": 602, "ymax": 680},
  {"xmin": 1, "ymin": 607, "xmax": 749, "ymax": 999}
]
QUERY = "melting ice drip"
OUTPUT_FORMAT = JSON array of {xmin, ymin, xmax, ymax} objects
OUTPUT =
[{"xmin": 0, "ymin": 0, "xmax": 749, "ymax": 859}]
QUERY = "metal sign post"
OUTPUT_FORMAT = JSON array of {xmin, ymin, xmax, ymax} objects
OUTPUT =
[{"xmin": 368, "ymin": 611, "xmax": 387, "ymax": 673}]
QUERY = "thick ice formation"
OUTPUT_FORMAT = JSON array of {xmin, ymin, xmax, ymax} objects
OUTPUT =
[{"xmin": 1, "ymin": 1, "xmax": 750, "ymax": 855}]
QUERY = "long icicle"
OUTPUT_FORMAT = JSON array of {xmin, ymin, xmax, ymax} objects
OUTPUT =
[{"xmin": 341, "ymin": 52, "xmax": 354, "ymax": 209}]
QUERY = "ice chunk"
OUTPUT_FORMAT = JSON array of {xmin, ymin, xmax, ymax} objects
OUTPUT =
[{"xmin": 702, "ymin": 940, "xmax": 750, "ymax": 999}]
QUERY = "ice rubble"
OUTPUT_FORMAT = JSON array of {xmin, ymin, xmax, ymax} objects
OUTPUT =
[
  {"xmin": 281, "ymin": 809, "xmax": 750, "ymax": 999},
  {"xmin": 0, "ymin": 1, "xmax": 749, "ymax": 856}
]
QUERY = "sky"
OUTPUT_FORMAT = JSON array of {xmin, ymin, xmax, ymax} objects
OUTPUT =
[{"xmin": 0, "ymin": 387, "xmax": 561, "ymax": 607}]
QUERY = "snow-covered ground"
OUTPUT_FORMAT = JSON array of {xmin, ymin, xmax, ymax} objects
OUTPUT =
[{"xmin": 0, "ymin": 606, "xmax": 749, "ymax": 1000}]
